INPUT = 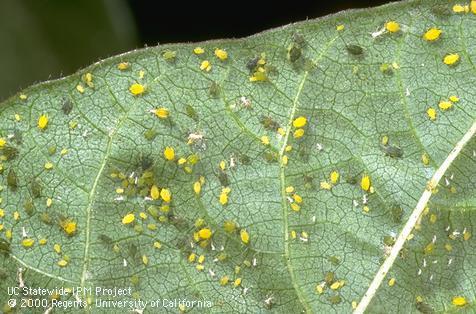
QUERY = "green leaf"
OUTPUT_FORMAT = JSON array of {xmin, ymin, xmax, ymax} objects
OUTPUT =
[{"xmin": 1, "ymin": 0, "xmax": 475, "ymax": 313}]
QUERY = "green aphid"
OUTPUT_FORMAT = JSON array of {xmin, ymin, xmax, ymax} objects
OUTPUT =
[
  {"xmin": 185, "ymin": 104, "xmax": 198, "ymax": 121},
  {"xmin": 13, "ymin": 129, "xmax": 22, "ymax": 145},
  {"xmin": 346, "ymin": 44, "xmax": 364, "ymax": 56},
  {"xmin": 0, "ymin": 268, "xmax": 7, "ymax": 279},
  {"xmin": 303, "ymin": 175, "xmax": 314, "ymax": 189},
  {"xmin": 209, "ymin": 82, "xmax": 220, "ymax": 98},
  {"xmin": 328, "ymin": 256, "xmax": 341, "ymax": 265},
  {"xmin": 23, "ymin": 199, "xmax": 35, "ymax": 216},
  {"xmin": 31, "ymin": 180, "xmax": 42, "ymax": 198},
  {"xmin": 98, "ymin": 234, "xmax": 113, "ymax": 245},
  {"xmin": 287, "ymin": 43, "xmax": 302, "ymax": 62},
  {"xmin": 144, "ymin": 129, "xmax": 157, "ymax": 141},
  {"xmin": 380, "ymin": 63, "xmax": 394, "ymax": 75},
  {"xmin": 292, "ymin": 32, "xmax": 305, "ymax": 46},
  {"xmin": 0, "ymin": 239, "xmax": 11, "ymax": 255},
  {"xmin": 3, "ymin": 146, "xmax": 18, "ymax": 160},
  {"xmin": 380, "ymin": 144, "xmax": 403, "ymax": 158},
  {"xmin": 147, "ymin": 205, "xmax": 159, "ymax": 219},
  {"xmin": 416, "ymin": 301, "xmax": 434, "ymax": 314},
  {"xmin": 328, "ymin": 295, "xmax": 342, "ymax": 304},
  {"xmin": 40, "ymin": 212, "xmax": 53, "ymax": 225},
  {"xmin": 383, "ymin": 235, "xmax": 396, "ymax": 246},
  {"xmin": 130, "ymin": 275, "xmax": 140, "ymax": 285},
  {"xmin": 169, "ymin": 215, "xmax": 188, "ymax": 231},
  {"xmin": 238, "ymin": 153, "xmax": 251, "ymax": 165},
  {"xmin": 260, "ymin": 116, "xmax": 280, "ymax": 131},
  {"xmin": 7, "ymin": 169, "xmax": 18, "ymax": 190},
  {"xmin": 48, "ymin": 146, "xmax": 57, "ymax": 155},
  {"xmin": 263, "ymin": 151, "xmax": 278, "ymax": 163},
  {"xmin": 324, "ymin": 271, "xmax": 335, "ymax": 285},
  {"xmin": 162, "ymin": 50, "xmax": 177, "ymax": 61}
]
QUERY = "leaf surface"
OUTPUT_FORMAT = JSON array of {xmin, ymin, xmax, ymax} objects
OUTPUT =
[{"xmin": 0, "ymin": 1, "xmax": 475, "ymax": 313}]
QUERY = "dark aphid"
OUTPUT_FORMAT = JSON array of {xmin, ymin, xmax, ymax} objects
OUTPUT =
[
  {"xmin": 303, "ymin": 175, "xmax": 314, "ymax": 189},
  {"xmin": 62, "ymin": 98, "xmax": 73, "ymax": 115},
  {"xmin": 431, "ymin": 5, "xmax": 451, "ymax": 17},
  {"xmin": 169, "ymin": 215, "xmax": 188, "ymax": 231},
  {"xmin": 7, "ymin": 169, "xmax": 18, "ymax": 190},
  {"xmin": 31, "ymin": 180, "xmax": 42, "ymax": 198},
  {"xmin": 139, "ymin": 155, "xmax": 154, "ymax": 171},
  {"xmin": 287, "ymin": 44, "xmax": 302, "ymax": 62},
  {"xmin": 185, "ymin": 104, "xmax": 198, "ymax": 121},
  {"xmin": 346, "ymin": 44, "xmax": 364, "ymax": 56},
  {"xmin": 246, "ymin": 56, "xmax": 260, "ymax": 72},
  {"xmin": 144, "ymin": 129, "xmax": 157, "ymax": 141},
  {"xmin": 260, "ymin": 116, "xmax": 280, "ymax": 131},
  {"xmin": 98, "ymin": 234, "xmax": 113, "ymax": 247},
  {"xmin": 0, "ymin": 239, "xmax": 10, "ymax": 255},
  {"xmin": 381, "ymin": 144, "xmax": 403, "ymax": 158},
  {"xmin": 391, "ymin": 205, "xmax": 404, "ymax": 223},
  {"xmin": 238, "ymin": 153, "xmax": 251, "ymax": 165},
  {"xmin": 218, "ymin": 169, "xmax": 229, "ymax": 187},
  {"xmin": 23, "ymin": 199, "xmax": 35, "ymax": 216},
  {"xmin": 209, "ymin": 82, "xmax": 220, "ymax": 98},
  {"xmin": 328, "ymin": 256, "xmax": 340, "ymax": 265},
  {"xmin": 416, "ymin": 300, "xmax": 434, "ymax": 314},
  {"xmin": 292, "ymin": 32, "xmax": 305, "ymax": 47},
  {"xmin": 3, "ymin": 146, "xmax": 18, "ymax": 160},
  {"xmin": 13, "ymin": 129, "xmax": 23, "ymax": 145}
]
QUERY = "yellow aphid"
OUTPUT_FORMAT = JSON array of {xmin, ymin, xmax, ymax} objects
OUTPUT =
[
  {"xmin": 421, "ymin": 153, "xmax": 430, "ymax": 166},
  {"xmin": 44, "ymin": 162, "xmax": 54, "ymax": 170},
  {"xmin": 46, "ymin": 198, "xmax": 53, "ymax": 207},
  {"xmin": 219, "ymin": 192, "xmax": 228, "ymax": 205},
  {"xmin": 439, "ymin": 101, "xmax": 453, "ymax": 111},
  {"xmin": 0, "ymin": 209, "xmax": 4, "ymax": 217},
  {"xmin": 200, "ymin": 60, "xmax": 212, "ymax": 72},
  {"xmin": 277, "ymin": 128, "xmax": 285, "ymax": 136},
  {"xmin": 117, "ymin": 62, "xmax": 130, "ymax": 70},
  {"xmin": 60, "ymin": 148, "xmax": 68, "ymax": 156},
  {"xmin": 198, "ymin": 255, "xmax": 205, "ymax": 264},
  {"xmin": 234, "ymin": 278, "xmax": 242, "ymax": 287},
  {"xmin": 76, "ymin": 84, "xmax": 85, "ymax": 94},
  {"xmin": 153, "ymin": 241, "xmax": 162, "ymax": 249},
  {"xmin": 293, "ymin": 116, "xmax": 307, "ymax": 128},
  {"xmin": 249, "ymin": 70, "xmax": 267, "ymax": 82},
  {"xmin": 453, "ymin": 4, "xmax": 466, "ymax": 13},
  {"xmin": 388, "ymin": 278, "xmax": 396, "ymax": 286},
  {"xmin": 316, "ymin": 284, "xmax": 324, "ymax": 294},
  {"xmin": 363, "ymin": 205, "xmax": 370, "ymax": 213},
  {"xmin": 285, "ymin": 186, "xmax": 294, "ymax": 193},
  {"xmin": 198, "ymin": 228, "xmax": 212, "ymax": 240},
  {"xmin": 142, "ymin": 255, "xmax": 149, "ymax": 265},
  {"xmin": 449, "ymin": 95, "xmax": 459, "ymax": 102},
  {"xmin": 385, "ymin": 21, "xmax": 400, "ymax": 33},
  {"xmin": 19, "ymin": 94, "xmax": 28, "ymax": 100},
  {"xmin": 293, "ymin": 128, "xmax": 304, "ymax": 139},
  {"xmin": 427, "ymin": 107, "xmax": 437, "ymax": 121},
  {"xmin": 320, "ymin": 181, "xmax": 332, "ymax": 190},
  {"xmin": 219, "ymin": 160, "xmax": 226, "ymax": 171},
  {"xmin": 57, "ymin": 259, "xmax": 68, "ymax": 267},
  {"xmin": 54, "ymin": 244, "xmax": 61, "ymax": 254},
  {"xmin": 84, "ymin": 73, "xmax": 93, "ymax": 87},
  {"xmin": 240, "ymin": 229, "xmax": 250, "ymax": 244},
  {"xmin": 154, "ymin": 107, "xmax": 169, "ymax": 119},
  {"xmin": 290, "ymin": 230, "xmax": 297, "ymax": 239},
  {"xmin": 62, "ymin": 220, "xmax": 77, "ymax": 235},
  {"xmin": 292, "ymin": 194, "xmax": 302, "ymax": 204},
  {"xmin": 452, "ymin": 296, "xmax": 467, "ymax": 306},
  {"xmin": 13, "ymin": 211, "xmax": 20, "ymax": 220},
  {"xmin": 193, "ymin": 181, "xmax": 201, "ymax": 194},
  {"xmin": 464, "ymin": 230, "xmax": 472, "ymax": 241},
  {"xmin": 0, "ymin": 138, "xmax": 6, "ymax": 148},
  {"xmin": 188, "ymin": 253, "xmax": 196, "ymax": 263},
  {"xmin": 5, "ymin": 229, "xmax": 12, "ymax": 239},
  {"xmin": 282, "ymin": 155, "xmax": 288, "ymax": 165},
  {"xmin": 38, "ymin": 114, "xmax": 49, "ymax": 130},
  {"xmin": 220, "ymin": 276, "xmax": 229, "ymax": 286},
  {"xmin": 139, "ymin": 70, "xmax": 145, "ymax": 79},
  {"xmin": 223, "ymin": 220, "xmax": 236, "ymax": 233},
  {"xmin": 290, "ymin": 203, "xmax": 300, "ymax": 212},
  {"xmin": 160, "ymin": 188, "xmax": 171, "ymax": 202},
  {"xmin": 261, "ymin": 135, "xmax": 270, "ymax": 145},
  {"xmin": 423, "ymin": 28, "xmax": 442, "ymax": 41},
  {"xmin": 330, "ymin": 281, "xmax": 342, "ymax": 290},
  {"xmin": 122, "ymin": 213, "xmax": 135, "ymax": 224},
  {"xmin": 164, "ymin": 147, "xmax": 175, "ymax": 161},
  {"xmin": 39, "ymin": 238, "xmax": 47, "ymax": 245},
  {"xmin": 22, "ymin": 238, "xmax": 35, "ymax": 248},
  {"xmin": 336, "ymin": 24, "xmax": 345, "ymax": 31},
  {"xmin": 285, "ymin": 145, "xmax": 292, "ymax": 152},
  {"xmin": 116, "ymin": 187, "xmax": 124, "ymax": 194},
  {"xmin": 214, "ymin": 48, "xmax": 228, "ymax": 61},
  {"xmin": 150, "ymin": 185, "xmax": 160, "ymax": 200},
  {"xmin": 443, "ymin": 53, "xmax": 460, "ymax": 66},
  {"xmin": 129, "ymin": 83, "xmax": 145, "ymax": 96},
  {"xmin": 472, "ymin": 0, "xmax": 476, "ymax": 14},
  {"xmin": 330, "ymin": 171, "xmax": 340, "ymax": 184},
  {"xmin": 352, "ymin": 301, "xmax": 358, "ymax": 310},
  {"xmin": 139, "ymin": 212, "xmax": 147, "ymax": 219},
  {"xmin": 193, "ymin": 47, "xmax": 205, "ymax": 54}
]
